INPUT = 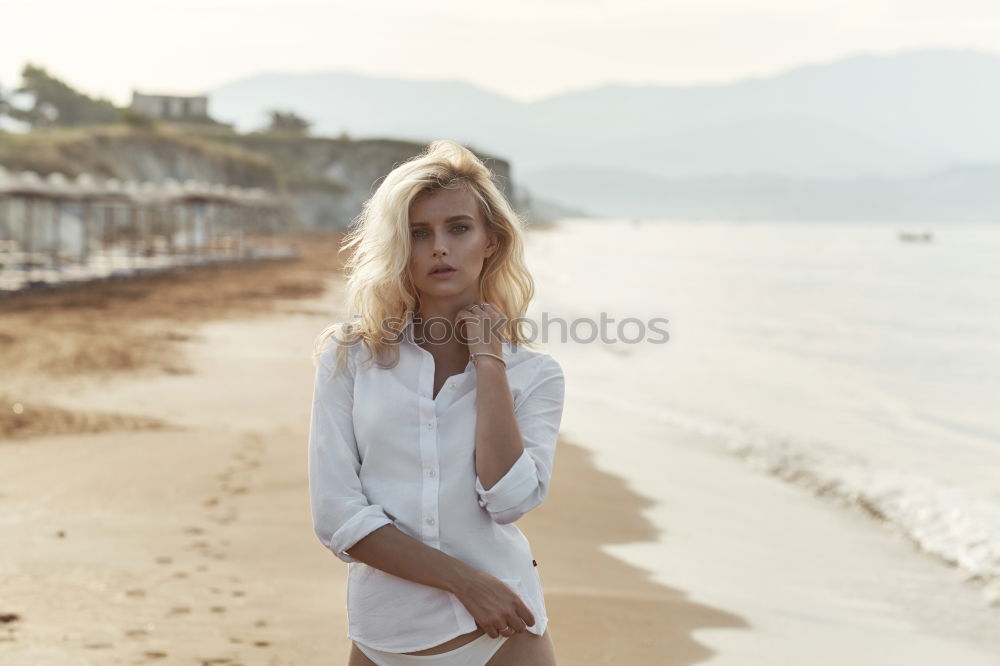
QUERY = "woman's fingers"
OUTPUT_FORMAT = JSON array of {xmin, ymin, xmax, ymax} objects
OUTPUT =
[
  {"xmin": 481, "ymin": 622, "xmax": 499, "ymax": 639},
  {"xmin": 499, "ymin": 598, "xmax": 533, "ymax": 636},
  {"xmin": 505, "ymin": 613, "xmax": 528, "ymax": 634},
  {"xmin": 516, "ymin": 600, "xmax": 535, "ymax": 629},
  {"xmin": 460, "ymin": 572, "xmax": 534, "ymax": 638},
  {"xmin": 455, "ymin": 303, "xmax": 506, "ymax": 349}
]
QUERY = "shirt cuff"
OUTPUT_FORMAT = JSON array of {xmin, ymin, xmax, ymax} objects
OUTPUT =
[
  {"xmin": 475, "ymin": 450, "xmax": 538, "ymax": 513},
  {"xmin": 328, "ymin": 504, "xmax": 395, "ymax": 564}
]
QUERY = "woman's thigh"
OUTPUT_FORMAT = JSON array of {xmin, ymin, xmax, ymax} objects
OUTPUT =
[
  {"xmin": 486, "ymin": 629, "xmax": 556, "ymax": 666},
  {"xmin": 348, "ymin": 643, "xmax": 379, "ymax": 666}
]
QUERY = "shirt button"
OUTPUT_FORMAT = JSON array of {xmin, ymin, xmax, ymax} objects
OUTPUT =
[
  {"xmin": 426, "ymin": 422, "xmax": 434, "ymax": 430},
  {"xmin": 448, "ymin": 383, "xmax": 455, "ymax": 390},
  {"xmin": 428, "ymin": 469, "xmax": 437, "ymax": 477},
  {"xmin": 426, "ymin": 517, "xmax": 435, "ymax": 525}
]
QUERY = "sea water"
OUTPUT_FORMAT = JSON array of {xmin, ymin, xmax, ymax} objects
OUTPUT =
[{"xmin": 522, "ymin": 218, "xmax": 1000, "ymax": 652}]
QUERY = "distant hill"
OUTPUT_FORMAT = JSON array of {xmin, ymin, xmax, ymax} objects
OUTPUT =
[
  {"xmin": 206, "ymin": 49, "xmax": 1000, "ymax": 221},
  {"xmin": 525, "ymin": 164, "xmax": 1000, "ymax": 223}
]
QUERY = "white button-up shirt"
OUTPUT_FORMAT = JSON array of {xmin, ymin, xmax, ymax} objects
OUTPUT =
[{"xmin": 307, "ymin": 314, "xmax": 566, "ymax": 653}]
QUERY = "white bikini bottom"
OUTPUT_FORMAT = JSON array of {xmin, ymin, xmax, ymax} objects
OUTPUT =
[{"xmin": 354, "ymin": 633, "xmax": 510, "ymax": 666}]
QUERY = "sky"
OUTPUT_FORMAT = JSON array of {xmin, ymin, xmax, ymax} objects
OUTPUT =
[{"xmin": 1, "ymin": 0, "xmax": 998, "ymax": 105}]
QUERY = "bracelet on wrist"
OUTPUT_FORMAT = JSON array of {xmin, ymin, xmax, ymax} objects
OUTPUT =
[{"xmin": 470, "ymin": 351, "xmax": 506, "ymax": 369}]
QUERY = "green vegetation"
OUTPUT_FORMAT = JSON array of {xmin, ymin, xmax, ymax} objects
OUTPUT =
[
  {"xmin": 0, "ymin": 124, "xmax": 278, "ymax": 188},
  {"xmin": 262, "ymin": 109, "xmax": 312, "ymax": 135},
  {"xmin": 5, "ymin": 63, "xmax": 119, "ymax": 127},
  {"xmin": 0, "ymin": 65, "xmax": 344, "ymax": 192}
]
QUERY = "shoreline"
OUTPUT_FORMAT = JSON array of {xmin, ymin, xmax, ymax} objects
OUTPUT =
[
  {"xmin": 551, "ymin": 365, "xmax": 1000, "ymax": 664},
  {"xmin": 0, "ymin": 267, "xmax": 732, "ymax": 664},
  {"xmin": 524, "ymin": 437, "xmax": 747, "ymax": 663}
]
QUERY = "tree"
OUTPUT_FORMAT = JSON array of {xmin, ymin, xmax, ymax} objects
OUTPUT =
[
  {"xmin": 13, "ymin": 63, "xmax": 119, "ymax": 127},
  {"xmin": 263, "ymin": 109, "xmax": 312, "ymax": 134}
]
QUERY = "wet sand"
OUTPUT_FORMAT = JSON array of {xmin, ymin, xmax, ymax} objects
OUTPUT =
[{"xmin": 0, "ymin": 236, "xmax": 736, "ymax": 664}]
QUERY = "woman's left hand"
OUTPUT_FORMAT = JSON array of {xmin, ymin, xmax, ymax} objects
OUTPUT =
[{"xmin": 455, "ymin": 302, "xmax": 507, "ymax": 357}]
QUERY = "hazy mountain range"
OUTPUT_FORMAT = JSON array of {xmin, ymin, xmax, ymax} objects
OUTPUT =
[{"xmin": 207, "ymin": 49, "xmax": 1000, "ymax": 222}]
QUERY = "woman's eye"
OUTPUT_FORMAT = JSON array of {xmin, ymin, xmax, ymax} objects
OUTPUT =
[{"xmin": 412, "ymin": 225, "xmax": 466, "ymax": 238}]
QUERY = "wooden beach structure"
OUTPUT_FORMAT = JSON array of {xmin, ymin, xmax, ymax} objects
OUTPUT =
[{"xmin": 0, "ymin": 166, "xmax": 295, "ymax": 292}]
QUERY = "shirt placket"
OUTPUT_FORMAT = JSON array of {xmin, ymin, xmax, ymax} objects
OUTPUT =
[{"xmin": 419, "ymin": 353, "xmax": 441, "ymax": 548}]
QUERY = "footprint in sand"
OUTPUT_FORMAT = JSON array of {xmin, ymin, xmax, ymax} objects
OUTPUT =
[
  {"xmin": 125, "ymin": 628, "xmax": 150, "ymax": 639},
  {"xmin": 209, "ymin": 606, "xmax": 227, "ymax": 614},
  {"xmin": 198, "ymin": 658, "xmax": 233, "ymax": 665},
  {"xmin": 125, "ymin": 589, "xmax": 146, "ymax": 598},
  {"xmin": 231, "ymin": 590, "xmax": 246, "ymax": 598},
  {"xmin": 84, "ymin": 642, "xmax": 114, "ymax": 649},
  {"xmin": 253, "ymin": 619, "xmax": 267, "ymax": 628},
  {"xmin": 203, "ymin": 497, "xmax": 220, "ymax": 507},
  {"xmin": 182, "ymin": 526, "xmax": 205, "ymax": 535},
  {"xmin": 142, "ymin": 651, "xmax": 168, "ymax": 660},
  {"xmin": 166, "ymin": 606, "xmax": 191, "ymax": 617},
  {"xmin": 1, "ymin": 613, "xmax": 19, "ymax": 643},
  {"xmin": 191, "ymin": 542, "xmax": 229, "ymax": 559},
  {"xmin": 196, "ymin": 565, "xmax": 209, "ymax": 572},
  {"xmin": 172, "ymin": 571, "xmax": 189, "ymax": 579},
  {"xmin": 155, "ymin": 556, "xmax": 173, "ymax": 565},
  {"xmin": 194, "ymin": 546, "xmax": 226, "ymax": 560},
  {"xmin": 243, "ymin": 433, "xmax": 264, "ymax": 448},
  {"xmin": 253, "ymin": 640, "xmax": 270, "ymax": 647}
]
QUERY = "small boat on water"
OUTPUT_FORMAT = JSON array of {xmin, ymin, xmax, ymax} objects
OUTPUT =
[{"xmin": 898, "ymin": 230, "xmax": 933, "ymax": 243}]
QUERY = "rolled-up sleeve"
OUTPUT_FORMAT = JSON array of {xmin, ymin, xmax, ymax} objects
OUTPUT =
[
  {"xmin": 308, "ymin": 337, "xmax": 394, "ymax": 563},
  {"xmin": 475, "ymin": 355, "xmax": 565, "ymax": 524}
]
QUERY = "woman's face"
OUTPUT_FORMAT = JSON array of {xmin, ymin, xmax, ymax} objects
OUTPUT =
[{"xmin": 407, "ymin": 186, "xmax": 497, "ymax": 304}]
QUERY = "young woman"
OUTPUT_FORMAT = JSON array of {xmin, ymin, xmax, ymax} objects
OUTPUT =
[{"xmin": 308, "ymin": 140, "xmax": 565, "ymax": 665}]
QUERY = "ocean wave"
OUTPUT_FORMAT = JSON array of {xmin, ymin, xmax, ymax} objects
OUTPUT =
[{"xmin": 650, "ymin": 405, "xmax": 1000, "ymax": 608}]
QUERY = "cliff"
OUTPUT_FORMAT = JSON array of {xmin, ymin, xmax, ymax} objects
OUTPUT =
[
  {"xmin": 0, "ymin": 124, "xmax": 518, "ymax": 229},
  {"xmin": 182, "ymin": 127, "xmax": 515, "ymax": 229},
  {"xmin": 0, "ymin": 125, "xmax": 278, "ymax": 189}
]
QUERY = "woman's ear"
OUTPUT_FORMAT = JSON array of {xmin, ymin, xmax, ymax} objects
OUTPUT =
[{"xmin": 485, "ymin": 232, "xmax": 499, "ymax": 258}]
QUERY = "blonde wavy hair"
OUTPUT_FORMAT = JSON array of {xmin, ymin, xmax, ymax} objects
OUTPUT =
[{"xmin": 314, "ymin": 139, "xmax": 537, "ymax": 376}]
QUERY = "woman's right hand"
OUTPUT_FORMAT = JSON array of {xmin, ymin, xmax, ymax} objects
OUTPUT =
[{"xmin": 452, "ymin": 570, "xmax": 535, "ymax": 638}]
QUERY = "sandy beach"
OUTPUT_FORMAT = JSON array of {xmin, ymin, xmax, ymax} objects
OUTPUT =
[{"xmin": 0, "ymin": 234, "xmax": 732, "ymax": 665}]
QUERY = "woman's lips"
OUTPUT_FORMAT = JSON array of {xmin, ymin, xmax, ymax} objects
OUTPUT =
[{"xmin": 429, "ymin": 268, "xmax": 457, "ymax": 279}]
